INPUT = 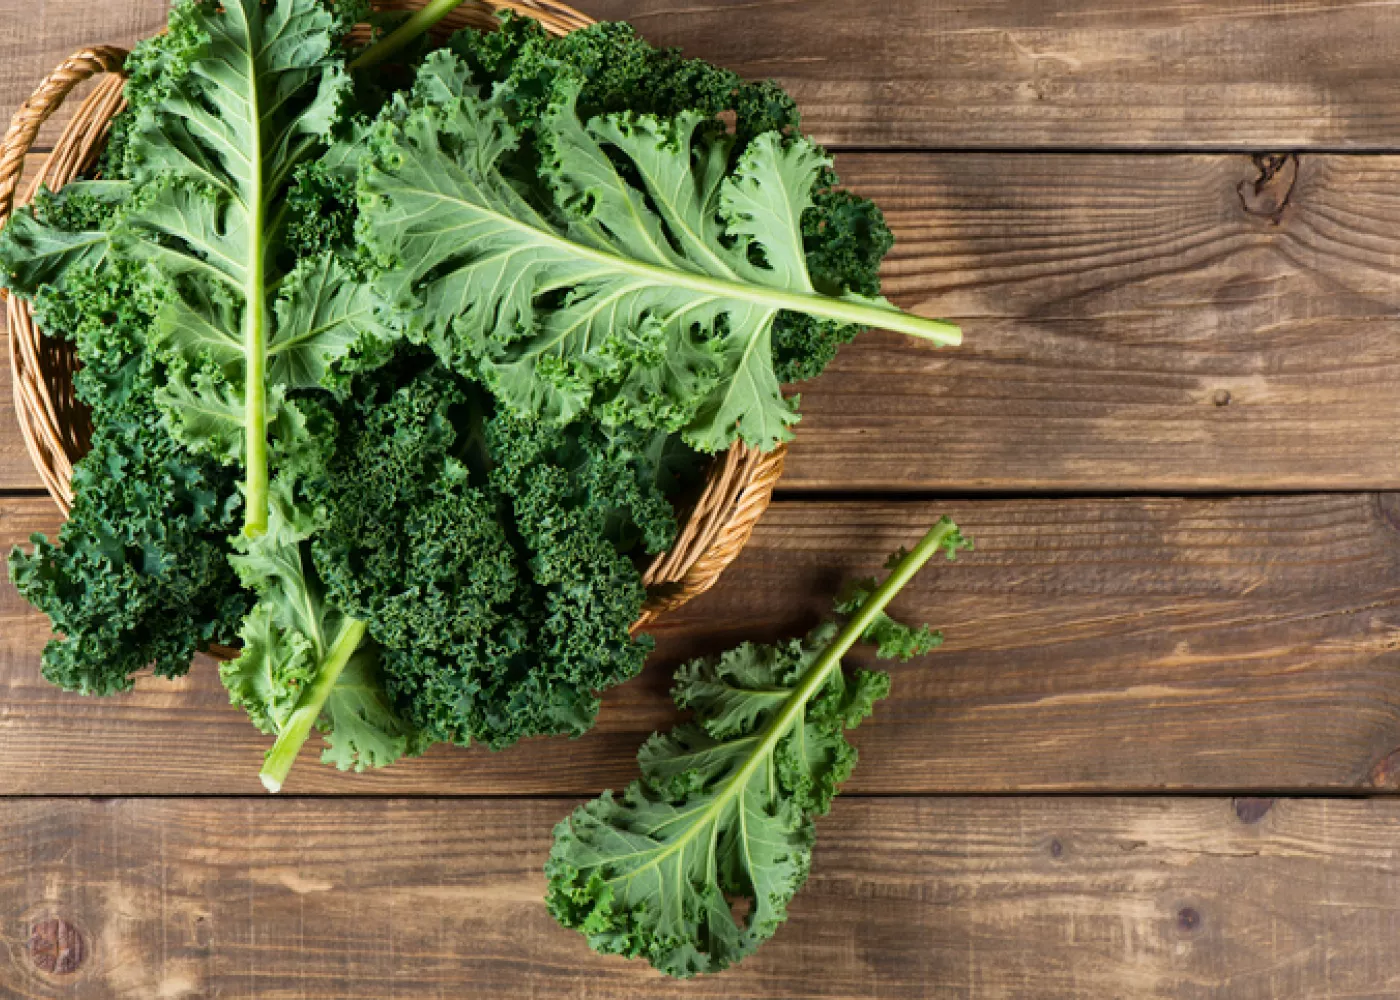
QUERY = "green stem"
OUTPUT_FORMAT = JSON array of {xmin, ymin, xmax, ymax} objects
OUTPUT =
[
  {"xmin": 591, "ymin": 243, "xmax": 964, "ymax": 345},
  {"xmin": 349, "ymin": 0, "xmax": 467, "ymax": 71},
  {"xmin": 243, "ymin": 292, "xmax": 268, "ymax": 537},
  {"xmin": 243, "ymin": 41, "xmax": 269, "ymax": 538},
  {"xmin": 419, "ymin": 187, "xmax": 963, "ymax": 346},
  {"xmin": 741, "ymin": 519, "xmax": 960, "ymax": 775},
  {"xmin": 260, "ymin": 618, "xmax": 368, "ymax": 793}
]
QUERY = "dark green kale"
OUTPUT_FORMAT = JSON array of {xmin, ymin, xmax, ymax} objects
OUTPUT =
[
  {"xmin": 7, "ymin": 254, "xmax": 248, "ymax": 695},
  {"xmin": 307, "ymin": 357, "xmax": 679, "ymax": 749},
  {"xmin": 447, "ymin": 14, "xmax": 894, "ymax": 383}
]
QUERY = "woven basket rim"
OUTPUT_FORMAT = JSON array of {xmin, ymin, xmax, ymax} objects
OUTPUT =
[{"xmin": 0, "ymin": 0, "xmax": 786, "ymax": 644}]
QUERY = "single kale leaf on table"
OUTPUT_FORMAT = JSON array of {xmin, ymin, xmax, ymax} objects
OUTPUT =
[{"xmin": 547, "ymin": 519, "xmax": 972, "ymax": 977}]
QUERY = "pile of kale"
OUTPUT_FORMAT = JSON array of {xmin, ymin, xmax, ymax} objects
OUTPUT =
[{"xmin": 1, "ymin": 0, "xmax": 962, "ymax": 976}]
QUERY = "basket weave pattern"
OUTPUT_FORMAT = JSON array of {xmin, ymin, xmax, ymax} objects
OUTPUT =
[{"xmin": 0, "ymin": 1, "xmax": 784, "ymax": 639}]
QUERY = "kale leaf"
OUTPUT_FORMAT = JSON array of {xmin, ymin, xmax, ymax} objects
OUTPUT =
[
  {"xmin": 223, "ymin": 475, "xmax": 428, "ymax": 790},
  {"xmin": 449, "ymin": 14, "xmax": 897, "ymax": 383},
  {"xmin": 5, "ymin": 202, "xmax": 248, "ymax": 695},
  {"xmin": 547, "ymin": 518, "xmax": 971, "ymax": 977},
  {"xmin": 361, "ymin": 50, "xmax": 958, "ymax": 453},
  {"xmin": 118, "ymin": 0, "xmax": 381, "ymax": 536}
]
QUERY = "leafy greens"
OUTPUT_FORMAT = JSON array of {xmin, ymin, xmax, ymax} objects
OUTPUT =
[
  {"xmin": 2, "ymin": 1, "xmax": 962, "ymax": 814},
  {"xmin": 307, "ymin": 358, "xmax": 675, "ymax": 749},
  {"xmin": 4, "ymin": 191, "xmax": 248, "ymax": 694},
  {"xmin": 119, "ymin": 0, "xmax": 377, "ymax": 536}
]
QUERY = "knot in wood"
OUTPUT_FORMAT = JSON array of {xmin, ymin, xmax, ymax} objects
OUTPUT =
[
  {"xmin": 1237, "ymin": 153, "xmax": 1298, "ymax": 225},
  {"xmin": 28, "ymin": 917, "xmax": 84, "ymax": 974},
  {"xmin": 1233, "ymin": 797, "xmax": 1275, "ymax": 824}
]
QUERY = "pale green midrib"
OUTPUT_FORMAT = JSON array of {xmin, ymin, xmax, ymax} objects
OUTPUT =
[
  {"xmin": 405, "ymin": 185, "xmax": 962, "ymax": 345},
  {"xmin": 603, "ymin": 520, "xmax": 960, "ymax": 891},
  {"xmin": 241, "ymin": 36, "xmax": 269, "ymax": 537},
  {"xmin": 259, "ymin": 617, "xmax": 368, "ymax": 793}
]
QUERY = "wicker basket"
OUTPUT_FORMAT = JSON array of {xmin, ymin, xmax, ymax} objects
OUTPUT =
[{"xmin": 0, "ymin": 0, "xmax": 786, "ymax": 642}]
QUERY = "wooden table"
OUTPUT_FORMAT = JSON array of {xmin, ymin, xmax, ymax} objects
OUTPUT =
[{"xmin": 6, "ymin": 1, "xmax": 1400, "ymax": 996}]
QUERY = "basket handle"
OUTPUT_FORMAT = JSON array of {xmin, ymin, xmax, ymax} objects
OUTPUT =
[{"xmin": 0, "ymin": 45, "xmax": 128, "ymax": 229}]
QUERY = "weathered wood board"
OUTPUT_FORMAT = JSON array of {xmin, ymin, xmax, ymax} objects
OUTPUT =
[
  {"xmin": 9, "ymin": 152, "xmax": 1400, "ymax": 491},
  {"xmin": 6, "ymin": 493, "xmax": 1400, "ymax": 796},
  {"xmin": 4, "ymin": 796, "xmax": 1400, "ymax": 999}
]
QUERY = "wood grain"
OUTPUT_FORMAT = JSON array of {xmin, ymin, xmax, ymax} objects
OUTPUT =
[
  {"xmin": 787, "ymin": 151, "xmax": 1400, "ymax": 491},
  {"xmin": 12, "ymin": 152, "xmax": 1400, "ymax": 491},
  {"xmin": 0, "ymin": 0, "xmax": 166, "ymax": 151},
  {"xmin": 584, "ymin": 0, "xmax": 1400, "ymax": 150},
  {"xmin": 3, "ymin": 796, "xmax": 1400, "ymax": 999},
  {"xmin": 11, "ymin": 0, "xmax": 1400, "ymax": 151},
  {"xmin": 5, "ymin": 493, "xmax": 1400, "ymax": 796}
]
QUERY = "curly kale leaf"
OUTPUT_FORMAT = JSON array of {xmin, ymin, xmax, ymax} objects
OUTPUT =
[
  {"xmin": 450, "ymin": 14, "xmax": 897, "ymax": 383},
  {"xmin": 117, "ymin": 0, "xmax": 384, "ymax": 536},
  {"xmin": 0, "ymin": 182, "xmax": 127, "ymax": 298},
  {"xmin": 6, "ymin": 250, "xmax": 248, "ymax": 696},
  {"xmin": 362, "ymin": 52, "xmax": 957, "ymax": 453},
  {"xmin": 547, "ymin": 518, "xmax": 969, "ymax": 978},
  {"xmin": 223, "ymin": 475, "xmax": 428, "ymax": 791},
  {"xmin": 308, "ymin": 359, "xmax": 671, "ymax": 749}
]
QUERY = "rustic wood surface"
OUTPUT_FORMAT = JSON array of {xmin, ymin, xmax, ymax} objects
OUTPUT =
[
  {"xmin": 5, "ymin": 0, "xmax": 1400, "ymax": 997},
  {"xmin": 13, "ymin": 0, "xmax": 1400, "ymax": 150},
  {"xmin": 6, "ymin": 493, "xmax": 1400, "ymax": 796},
  {"xmin": 6, "ymin": 797, "xmax": 1400, "ymax": 1000}
]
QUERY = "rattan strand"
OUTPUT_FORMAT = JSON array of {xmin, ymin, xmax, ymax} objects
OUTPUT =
[{"xmin": 0, "ymin": 1, "xmax": 786, "ymax": 645}]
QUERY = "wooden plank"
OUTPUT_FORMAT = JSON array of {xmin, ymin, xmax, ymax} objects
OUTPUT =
[
  {"xmin": 12, "ymin": 151, "xmax": 1400, "ymax": 491},
  {"xmin": 589, "ymin": 0, "xmax": 1400, "ymax": 150},
  {"xmin": 8, "ymin": 1, "xmax": 1400, "ymax": 154},
  {"xmin": 0, "ymin": 328, "xmax": 42, "ymax": 490},
  {"xmin": 3, "ymin": 795, "xmax": 1400, "ymax": 998},
  {"xmin": 5, "ymin": 493, "xmax": 1400, "ymax": 796},
  {"xmin": 0, "ymin": 0, "xmax": 167, "ymax": 150},
  {"xmin": 786, "ymin": 151, "xmax": 1400, "ymax": 491},
  {"xmin": 586, "ymin": 0, "xmax": 1400, "ymax": 150}
]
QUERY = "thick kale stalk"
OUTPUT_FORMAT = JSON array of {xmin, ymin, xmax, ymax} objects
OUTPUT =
[
  {"xmin": 350, "ymin": 0, "xmax": 468, "ymax": 70},
  {"xmin": 114, "ymin": 0, "xmax": 417, "ymax": 789},
  {"xmin": 361, "ymin": 53, "xmax": 960, "ymax": 452},
  {"xmin": 546, "ymin": 518, "xmax": 972, "ymax": 976},
  {"xmin": 222, "ymin": 478, "xmax": 427, "ymax": 792}
]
